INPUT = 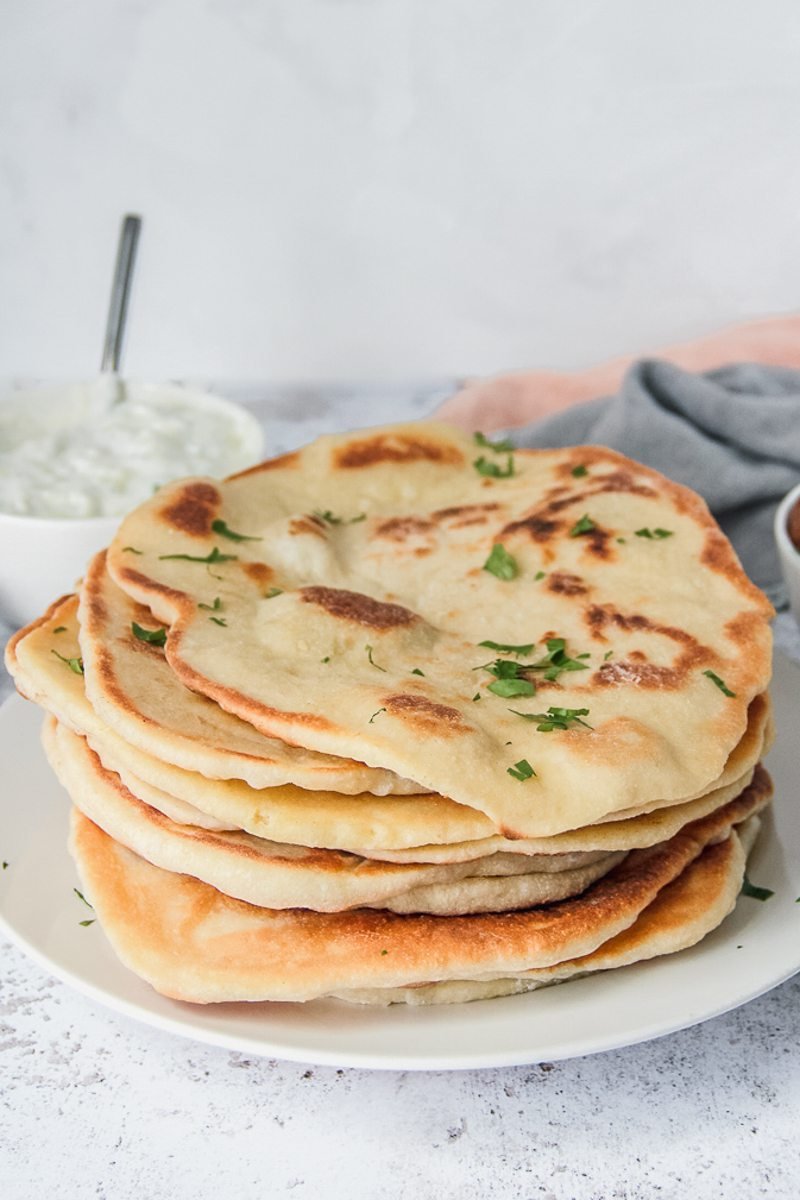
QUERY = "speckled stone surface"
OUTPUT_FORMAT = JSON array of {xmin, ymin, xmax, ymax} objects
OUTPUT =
[{"xmin": 2, "ymin": 385, "xmax": 799, "ymax": 1199}]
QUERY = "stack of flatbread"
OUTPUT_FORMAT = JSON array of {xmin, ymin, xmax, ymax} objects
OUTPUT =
[{"xmin": 5, "ymin": 423, "xmax": 775, "ymax": 1006}]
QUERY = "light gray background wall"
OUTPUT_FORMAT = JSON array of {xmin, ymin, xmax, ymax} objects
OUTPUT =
[{"xmin": 2, "ymin": 0, "xmax": 799, "ymax": 381}]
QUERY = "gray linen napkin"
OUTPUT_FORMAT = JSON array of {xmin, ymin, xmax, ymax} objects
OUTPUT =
[{"xmin": 506, "ymin": 359, "xmax": 800, "ymax": 609}]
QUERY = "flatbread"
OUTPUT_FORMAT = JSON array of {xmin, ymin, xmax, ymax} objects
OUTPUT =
[
  {"xmin": 106, "ymin": 423, "xmax": 773, "ymax": 837},
  {"xmin": 337, "ymin": 822, "xmax": 751, "ymax": 1004},
  {"xmin": 46, "ymin": 719, "xmax": 619, "ymax": 914},
  {"xmin": 68, "ymin": 767, "xmax": 772, "ymax": 1002},
  {"xmin": 7, "ymin": 595, "xmax": 772, "ymax": 856},
  {"xmin": 70, "ymin": 568, "xmax": 424, "ymax": 796}
]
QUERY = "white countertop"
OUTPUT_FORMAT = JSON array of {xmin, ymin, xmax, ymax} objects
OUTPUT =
[{"xmin": 2, "ymin": 385, "xmax": 799, "ymax": 1199}]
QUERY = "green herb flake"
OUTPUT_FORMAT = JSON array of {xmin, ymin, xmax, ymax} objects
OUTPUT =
[
  {"xmin": 530, "ymin": 638, "xmax": 591, "ymax": 683},
  {"xmin": 411, "ymin": 668, "xmax": 425, "ymax": 676},
  {"xmin": 569, "ymin": 514, "xmax": 596, "ymax": 537},
  {"xmin": 474, "ymin": 431, "xmax": 515, "ymax": 453},
  {"xmin": 380, "ymin": 949, "xmax": 389, "ymax": 956},
  {"xmin": 159, "ymin": 546, "xmax": 238, "ymax": 565},
  {"xmin": 703, "ymin": 669, "xmax": 736, "ymax": 698},
  {"xmin": 366, "ymin": 645, "xmax": 387, "ymax": 672},
  {"xmin": 79, "ymin": 919, "xmax": 96, "ymax": 927},
  {"xmin": 616, "ymin": 537, "xmax": 626, "ymax": 545},
  {"xmin": 122, "ymin": 546, "xmax": 143, "ymax": 555},
  {"xmin": 741, "ymin": 876, "xmax": 774, "ymax": 902},
  {"xmin": 198, "ymin": 597, "xmax": 222, "ymax": 612},
  {"xmin": 635, "ymin": 527, "xmax": 674, "ymax": 540},
  {"xmin": 482, "ymin": 543, "xmax": 519, "ymax": 581},
  {"xmin": 313, "ymin": 509, "xmax": 367, "ymax": 526},
  {"xmin": 51, "ymin": 650, "xmax": 84, "ymax": 675},
  {"xmin": 368, "ymin": 707, "xmax": 386, "ymax": 724},
  {"xmin": 264, "ymin": 587, "xmax": 283, "ymax": 599},
  {"xmin": 473, "ymin": 454, "xmax": 515, "ymax": 479},
  {"xmin": 534, "ymin": 571, "xmax": 546, "ymax": 582},
  {"xmin": 478, "ymin": 639, "xmax": 534, "ymax": 656},
  {"xmin": 603, "ymin": 650, "xmax": 613, "ymax": 661},
  {"xmin": 2, "ymin": 862, "xmax": 8, "ymax": 870},
  {"xmin": 211, "ymin": 519, "xmax": 262, "ymax": 543},
  {"xmin": 488, "ymin": 678, "xmax": 536, "ymax": 698},
  {"xmin": 131, "ymin": 622, "xmax": 167, "ymax": 647},
  {"xmin": 507, "ymin": 758, "xmax": 536, "ymax": 782},
  {"xmin": 74, "ymin": 887, "xmax": 93, "ymax": 909},
  {"xmin": 472, "ymin": 693, "xmax": 482, "ymax": 701},
  {"xmin": 53, "ymin": 626, "xmax": 67, "ymax": 634},
  {"xmin": 209, "ymin": 616, "xmax": 227, "ymax": 627},
  {"xmin": 321, "ymin": 656, "xmax": 331, "ymax": 663},
  {"xmin": 571, "ymin": 464, "xmax": 588, "ymax": 478},
  {"xmin": 509, "ymin": 705, "xmax": 592, "ymax": 731}
]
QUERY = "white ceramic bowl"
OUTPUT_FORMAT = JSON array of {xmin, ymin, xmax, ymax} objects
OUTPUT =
[
  {"xmin": 0, "ymin": 380, "xmax": 265, "ymax": 631},
  {"xmin": 774, "ymin": 480, "xmax": 800, "ymax": 629}
]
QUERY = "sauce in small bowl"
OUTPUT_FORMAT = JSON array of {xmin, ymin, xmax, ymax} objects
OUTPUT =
[{"xmin": 0, "ymin": 379, "xmax": 264, "ymax": 627}]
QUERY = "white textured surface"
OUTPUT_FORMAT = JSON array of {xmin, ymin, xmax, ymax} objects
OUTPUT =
[
  {"xmin": 3, "ymin": 1, "xmax": 800, "ymax": 380},
  {"xmin": 2, "ymin": 384, "xmax": 800, "ymax": 1197}
]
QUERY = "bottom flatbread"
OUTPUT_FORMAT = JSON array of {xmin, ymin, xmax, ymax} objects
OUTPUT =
[{"xmin": 68, "ymin": 766, "xmax": 771, "ymax": 1004}]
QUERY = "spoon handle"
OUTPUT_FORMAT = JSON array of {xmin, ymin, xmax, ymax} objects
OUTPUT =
[{"xmin": 101, "ymin": 213, "xmax": 142, "ymax": 373}]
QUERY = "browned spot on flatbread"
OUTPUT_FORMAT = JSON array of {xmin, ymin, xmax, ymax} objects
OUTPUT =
[
  {"xmin": 383, "ymin": 693, "xmax": 469, "ymax": 733},
  {"xmin": 432, "ymin": 503, "xmax": 500, "ymax": 528},
  {"xmin": 158, "ymin": 482, "xmax": 221, "ymax": 537},
  {"xmin": 301, "ymin": 587, "xmax": 418, "ymax": 629},
  {"xmin": 334, "ymin": 433, "xmax": 464, "ymax": 469},
  {"xmin": 289, "ymin": 517, "xmax": 326, "ymax": 538},
  {"xmin": 241, "ymin": 562, "xmax": 274, "ymax": 587},
  {"xmin": 114, "ymin": 567, "xmax": 187, "ymax": 609},
  {"xmin": 547, "ymin": 572, "xmax": 589, "ymax": 597},
  {"xmin": 502, "ymin": 515, "xmax": 563, "ymax": 542},
  {"xmin": 587, "ymin": 604, "xmax": 714, "ymax": 690},
  {"xmin": 374, "ymin": 516, "xmax": 434, "ymax": 541}
]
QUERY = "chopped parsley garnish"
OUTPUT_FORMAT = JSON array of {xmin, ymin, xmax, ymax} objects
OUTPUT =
[
  {"xmin": 74, "ymin": 888, "xmax": 93, "ymax": 909},
  {"xmin": 489, "ymin": 677, "xmax": 536, "ymax": 698},
  {"xmin": 209, "ymin": 616, "xmax": 227, "ymax": 627},
  {"xmin": 509, "ymin": 706, "xmax": 592, "ymax": 731},
  {"xmin": 741, "ymin": 876, "xmax": 774, "ymax": 902},
  {"xmin": 635, "ymin": 528, "xmax": 673, "ymax": 540},
  {"xmin": 571, "ymin": 464, "xmax": 588, "ymax": 478},
  {"xmin": 478, "ymin": 639, "xmax": 535, "ymax": 656},
  {"xmin": 122, "ymin": 546, "xmax": 143, "ymax": 555},
  {"xmin": 2, "ymin": 862, "xmax": 7, "ymax": 870},
  {"xmin": 473, "ymin": 454, "xmax": 515, "ymax": 479},
  {"xmin": 616, "ymin": 537, "xmax": 626, "ymax": 544},
  {"xmin": 321, "ymin": 656, "xmax": 331, "ymax": 663},
  {"xmin": 198, "ymin": 597, "xmax": 222, "ymax": 612},
  {"xmin": 411, "ymin": 668, "xmax": 425, "ymax": 676},
  {"xmin": 380, "ymin": 949, "xmax": 388, "ymax": 956},
  {"xmin": 703, "ymin": 670, "xmax": 736, "ymax": 698},
  {"xmin": 211, "ymin": 519, "xmax": 262, "ymax": 542},
  {"xmin": 472, "ymin": 693, "xmax": 481, "ymax": 701},
  {"xmin": 314, "ymin": 509, "xmax": 367, "ymax": 526},
  {"xmin": 603, "ymin": 650, "xmax": 613, "ymax": 661},
  {"xmin": 53, "ymin": 626, "xmax": 67, "ymax": 634},
  {"xmin": 569, "ymin": 514, "xmax": 596, "ymax": 537},
  {"xmin": 530, "ymin": 638, "xmax": 590, "ymax": 682},
  {"xmin": 368, "ymin": 707, "xmax": 386, "ymax": 724},
  {"xmin": 264, "ymin": 587, "xmax": 283, "ymax": 599},
  {"xmin": 365, "ymin": 645, "xmax": 387, "ymax": 672},
  {"xmin": 534, "ymin": 571, "xmax": 546, "ymax": 581},
  {"xmin": 159, "ymin": 546, "xmax": 238, "ymax": 565},
  {"xmin": 474, "ymin": 431, "xmax": 515, "ymax": 453},
  {"xmin": 482, "ymin": 543, "xmax": 519, "ymax": 580},
  {"xmin": 79, "ymin": 919, "xmax": 96, "ymax": 927},
  {"xmin": 475, "ymin": 657, "xmax": 537, "ymax": 699},
  {"xmin": 51, "ymin": 650, "xmax": 84, "ymax": 675},
  {"xmin": 507, "ymin": 758, "xmax": 536, "ymax": 782},
  {"xmin": 131, "ymin": 622, "xmax": 167, "ymax": 647}
]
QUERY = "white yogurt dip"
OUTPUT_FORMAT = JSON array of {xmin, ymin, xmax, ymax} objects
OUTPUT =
[{"xmin": 0, "ymin": 378, "xmax": 265, "ymax": 518}]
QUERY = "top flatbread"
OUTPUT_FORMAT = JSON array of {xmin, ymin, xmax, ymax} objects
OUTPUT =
[{"xmin": 106, "ymin": 422, "xmax": 773, "ymax": 838}]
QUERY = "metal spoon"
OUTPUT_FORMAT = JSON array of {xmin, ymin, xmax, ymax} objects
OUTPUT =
[{"xmin": 98, "ymin": 214, "xmax": 141, "ymax": 404}]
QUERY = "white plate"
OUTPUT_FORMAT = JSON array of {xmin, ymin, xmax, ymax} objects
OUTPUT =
[{"xmin": 2, "ymin": 658, "xmax": 799, "ymax": 1072}]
